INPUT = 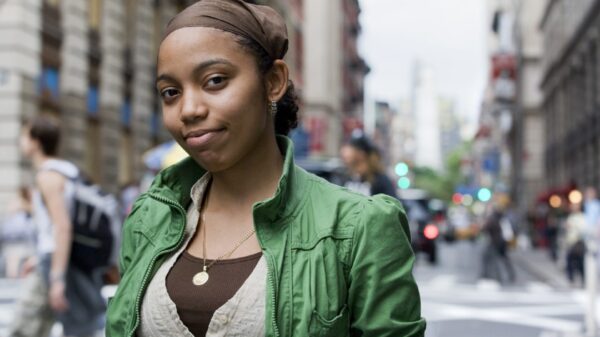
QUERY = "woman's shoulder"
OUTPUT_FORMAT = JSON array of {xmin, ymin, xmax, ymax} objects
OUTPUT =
[
  {"xmin": 122, "ymin": 193, "xmax": 152, "ymax": 229},
  {"xmin": 299, "ymin": 167, "xmax": 365, "ymax": 209},
  {"xmin": 298, "ymin": 168, "xmax": 406, "ymax": 224}
]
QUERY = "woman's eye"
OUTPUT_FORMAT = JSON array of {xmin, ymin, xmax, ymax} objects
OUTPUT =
[
  {"xmin": 160, "ymin": 88, "xmax": 179, "ymax": 100},
  {"xmin": 206, "ymin": 76, "xmax": 227, "ymax": 88}
]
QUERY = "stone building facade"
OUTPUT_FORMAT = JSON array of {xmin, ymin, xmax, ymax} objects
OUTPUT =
[
  {"xmin": 0, "ymin": 0, "xmax": 183, "ymax": 210},
  {"xmin": 477, "ymin": 0, "xmax": 547, "ymax": 216},
  {"xmin": 540, "ymin": 0, "xmax": 600, "ymax": 190},
  {"xmin": 302, "ymin": 0, "xmax": 367, "ymax": 157},
  {"xmin": 512, "ymin": 0, "xmax": 547, "ymax": 212},
  {"xmin": 0, "ymin": 0, "xmax": 367, "ymax": 213}
]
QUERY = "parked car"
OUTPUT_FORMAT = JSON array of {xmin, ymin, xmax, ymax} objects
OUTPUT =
[
  {"xmin": 447, "ymin": 205, "xmax": 479, "ymax": 240},
  {"xmin": 398, "ymin": 189, "xmax": 446, "ymax": 264},
  {"xmin": 295, "ymin": 157, "xmax": 349, "ymax": 186}
]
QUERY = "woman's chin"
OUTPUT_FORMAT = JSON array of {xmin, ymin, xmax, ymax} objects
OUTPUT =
[{"xmin": 190, "ymin": 153, "xmax": 229, "ymax": 173}]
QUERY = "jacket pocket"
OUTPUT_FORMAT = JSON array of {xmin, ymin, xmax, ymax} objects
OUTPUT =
[
  {"xmin": 292, "ymin": 235, "xmax": 351, "ymax": 336},
  {"xmin": 309, "ymin": 304, "xmax": 349, "ymax": 337}
]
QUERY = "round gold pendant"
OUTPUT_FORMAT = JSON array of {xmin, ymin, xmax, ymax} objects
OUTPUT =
[{"xmin": 193, "ymin": 271, "xmax": 209, "ymax": 286}]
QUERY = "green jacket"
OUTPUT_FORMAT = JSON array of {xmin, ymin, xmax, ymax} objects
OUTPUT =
[{"xmin": 106, "ymin": 137, "xmax": 426, "ymax": 337}]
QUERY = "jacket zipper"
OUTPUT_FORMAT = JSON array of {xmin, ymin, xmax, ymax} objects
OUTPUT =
[
  {"xmin": 265, "ymin": 251, "xmax": 281, "ymax": 337},
  {"xmin": 127, "ymin": 193, "xmax": 187, "ymax": 337},
  {"xmin": 254, "ymin": 208, "xmax": 281, "ymax": 337}
]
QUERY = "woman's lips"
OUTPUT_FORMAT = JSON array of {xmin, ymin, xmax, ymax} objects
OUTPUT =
[{"xmin": 185, "ymin": 129, "xmax": 224, "ymax": 148}]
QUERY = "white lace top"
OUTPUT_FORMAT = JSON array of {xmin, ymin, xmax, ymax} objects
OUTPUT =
[{"xmin": 138, "ymin": 174, "xmax": 266, "ymax": 337}]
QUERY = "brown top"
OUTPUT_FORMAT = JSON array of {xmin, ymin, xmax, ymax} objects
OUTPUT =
[{"xmin": 166, "ymin": 251, "xmax": 263, "ymax": 336}]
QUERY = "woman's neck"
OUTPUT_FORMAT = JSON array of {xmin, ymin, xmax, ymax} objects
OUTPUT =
[
  {"xmin": 32, "ymin": 152, "xmax": 50, "ymax": 170},
  {"xmin": 208, "ymin": 134, "xmax": 284, "ymax": 212}
]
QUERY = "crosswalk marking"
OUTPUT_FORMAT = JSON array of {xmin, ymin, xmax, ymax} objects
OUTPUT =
[
  {"xmin": 422, "ymin": 287, "xmax": 578, "ymax": 304},
  {"xmin": 0, "ymin": 279, "xmax": 106, "ymax": 337},
  {"xmin": 420, "ymin": 273, "xmax": 588, "ymax": 335},
  {"xmin": 425, "ymin": 301, "xmax": 582, "ymax": 332},
  {"xmin": 0, "ymin": 279, "xmax": 19, "ymax": 334}
]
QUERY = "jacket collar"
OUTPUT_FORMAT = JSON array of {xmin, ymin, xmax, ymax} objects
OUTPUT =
[{"xmin": 148, "ymin": 136, "xmax": 302, "ymax": 222}]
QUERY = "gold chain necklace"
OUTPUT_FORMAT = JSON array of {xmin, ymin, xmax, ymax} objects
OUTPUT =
[{"xmin": 192, "ymin": 192, "xmax": 257, "ymax": 286}]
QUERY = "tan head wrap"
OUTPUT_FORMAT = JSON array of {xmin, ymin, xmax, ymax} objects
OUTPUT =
[{"xmin": 163, "ymin": 0, "xmax": 289, "ymax": 60}]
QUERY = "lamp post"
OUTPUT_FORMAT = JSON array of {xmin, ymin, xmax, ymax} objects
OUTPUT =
[{"xmin": 585, "ymin": 238, "xmax": 598, "ymax": 337}]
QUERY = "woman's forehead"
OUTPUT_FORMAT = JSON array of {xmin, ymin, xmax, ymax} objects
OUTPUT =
[
  {"xmin": 159, "ymin": 27, "xmax": 243, "ymax": 62},
  {"xmin": 157, "ymin": 27, "xmax": 255, "ymax": 77}
]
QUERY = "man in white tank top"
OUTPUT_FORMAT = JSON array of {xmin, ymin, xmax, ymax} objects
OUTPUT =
[{"xmin": 8, "ymin": 116, "xmax": 102, "ymax": 337}]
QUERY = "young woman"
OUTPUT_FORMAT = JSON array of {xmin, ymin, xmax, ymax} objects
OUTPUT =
[
  {"xmin": 106, "ymin": 1, "xmax": 425, "ymax": 336},
  {"xmin": 340, "ymin": 134, "xmax": 398, "ymax": 198}
]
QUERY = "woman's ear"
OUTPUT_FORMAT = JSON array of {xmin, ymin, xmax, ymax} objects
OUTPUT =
[{"xmin": 266, "ymin": 60, "xmax": 289, "ymax": 102}]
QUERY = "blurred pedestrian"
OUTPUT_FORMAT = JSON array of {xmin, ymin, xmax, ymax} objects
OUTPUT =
[
  {"xmin": 0, "ymin": 186, "xmax": 36, "ymax": 278},
  {"xmin": 584, "ymin": 187, "xmax": 600, "ymax": 244},
  {"xmin": 529, "ymin": 203, "xmax": 549, "ymax": 248},
  {"xmin": 119, "ymin": 181, "xmax": 141, "ymax": 218},
  {"xmin": 481, "ymin": 201, "xmax": 516, "ymax": 284},
  {"xmin": 105, "ymin": 1, "xmax": 425, "ymax": 336},
  {"xmin": 340, "ymin": 132, "xmax": 398, "ymax": 198},
  {"xmin": 546, "ymin": 199, "xmax": 567, "ymax": 262},
  {"xmin": 8, "ymin": 115, "xmax": 105, "ymax": 337},
  {"xmin": 565, "ymin": 202, "xmax": 586, "ymax": 286}
]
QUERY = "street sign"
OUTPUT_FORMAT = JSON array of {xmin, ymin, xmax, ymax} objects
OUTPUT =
[{"xmin": 0, "ymin": 68, "xmax": 9, "ymax": 86}]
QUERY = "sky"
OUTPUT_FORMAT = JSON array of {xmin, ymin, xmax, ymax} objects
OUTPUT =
[{"xmin": 358, "ymin": 0, "xmax": 489, "ymax": 127}]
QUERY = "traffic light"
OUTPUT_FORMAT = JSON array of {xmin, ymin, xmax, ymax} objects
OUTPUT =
[
  {"xmin": 549, "ymin": 194, "xmax": 562, "ymax": 208},
  {"xmin": 395, "ymin": 162, "xmax": 409, "ymax": 176},
  {"xmin": 568, "ymin": 190, "xmax": 582, "ymax": 204},
  {"xmin": 397, "ymin": 177, "xmax": 411, "ymax": 189},
  {"xmin": 477, "ymin": 188, "xmax": 492, "ymax": 202},
  {"xmin": 452, "ymin": 193, "xmax": 463, "ymax": 205},
  {"xmin": 462, "ymin": 195, "xmax": 474, "ymax": 206}
]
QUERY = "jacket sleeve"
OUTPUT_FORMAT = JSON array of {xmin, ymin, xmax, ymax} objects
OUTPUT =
[
  {"xmin": 348, "ymin": 195, "xmax": 426, "ymax": 336},
  {"xmin": 118, "ymin": 194, "xmax": 147, "ymax": 276}
]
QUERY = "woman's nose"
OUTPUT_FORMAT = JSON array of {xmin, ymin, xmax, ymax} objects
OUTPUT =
[{"xmin": 180, "ymin": 90, "xmax": 208, "ymax": 123}]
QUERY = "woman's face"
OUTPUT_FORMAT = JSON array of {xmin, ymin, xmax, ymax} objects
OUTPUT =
[
  {"xmin": 340, "ymin": 145, "xmax": 369, "ymax": 177},
  {"xmin": 19, "ymin": 127, "xmax": 36, "ymax": 158},
  {"xmin": 156, "ymin": 27, "xmax": 272, "ymax": 172}
]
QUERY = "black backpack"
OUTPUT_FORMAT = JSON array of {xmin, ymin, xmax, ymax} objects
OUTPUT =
[
  {"xmin": 45, "ymin": 168, "xmax": 121, "ymax": 273},
  {"xmin": 68, "ymin": 175, "xmax": 121, "ymax": 273}
]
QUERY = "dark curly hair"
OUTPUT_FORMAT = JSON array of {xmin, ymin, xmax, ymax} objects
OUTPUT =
[{"xmin": 236, "ymin": 36, "xmax": 299, "ymax": 135}]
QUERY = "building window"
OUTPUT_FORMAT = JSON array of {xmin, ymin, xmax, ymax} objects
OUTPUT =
[
  {"xmin": 85, "ymin": 121, "xmax": 101, "ymax": 184},
  {"xmin": 119, "ymin": 133, "xmax": 133, "ymax": 186},
  {"xmin": 151, "ymin": 111, "xmax": 160, "ymax": 137},
  {"xmin": 87, "ymin": 85, "xmax": 99, "ymax": 116},
  {"xmin": 125, "ymin": 0, "xmax": 137, "ymax": 44},
  {"xmin": 590, "ymin": 44, "xmax": 597, "ymax": 110},
  {"xmin": 89, "ymin": 0, "xmax": 103, "ymax": 30},
  {"xmin": 38, "ymin": 67, "xmax": 60, "ymax": 101},
  {"xmin": 151, "ymin": 86, "xmax": 161, "ymax": 140},
  {"xmin": 153, "ymin": 3, "xmax": 162, "ymax": 57},
  {"xmin": 45, "ymin": 0, "xmax": 61, "ymax": 7},
  {"xmin": 121, "ymin": 99, "xmax": 132, "ymax": 127}
]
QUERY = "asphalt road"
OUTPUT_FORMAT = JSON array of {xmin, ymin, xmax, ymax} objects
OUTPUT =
[
  {"xmin": 415, "ymin": 240, "xmax": 588, "ymax": 337},
  {"xmin": 0, "ymin": 241, "xmax": 591, "ymax": 337}
]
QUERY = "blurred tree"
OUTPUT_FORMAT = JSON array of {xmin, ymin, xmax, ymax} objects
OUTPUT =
[{"xmin": 413, "ymin": 141, "xmax": 472, "ymax": 201}]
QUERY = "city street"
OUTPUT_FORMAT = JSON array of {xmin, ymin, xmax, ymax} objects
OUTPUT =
[
  {"xmin": 0, "ymin": 279, "xmax": 113, "ymax": 337},
  {"xmin": 0, "ymin": 241, "xmax": 594, "ymax": 337},
  {"xmin": 0, "ymin": 278, "xmax": 24, "ymax": 336},
  {"xmin": 416, "ymin": 240, "xmax": 592, "ymax": 337},
  {"xmin": 2, "ymin": 0, "xmax": 600, "ymax": 336}
]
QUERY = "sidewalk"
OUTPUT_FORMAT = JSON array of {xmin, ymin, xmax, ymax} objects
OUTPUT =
[
  {"xmin": 512, "ymin": 248, "xmax": 600, "ymax": 337},
  {"xmin": 511, "ymin": 248, "xmax": 572, "ymax": 290}
]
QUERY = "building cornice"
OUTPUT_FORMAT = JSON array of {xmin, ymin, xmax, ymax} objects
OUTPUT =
[
  {"xmin": 541, "ymin": 0, "xmax": 600, "ymax": 89},
  {"xmin": 539, "ymin": 0, "xmax": 558, "ymax": 30}
]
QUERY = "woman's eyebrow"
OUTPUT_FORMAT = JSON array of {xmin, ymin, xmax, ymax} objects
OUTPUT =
[
  {"xmin": 191, "ymin": 58, "xmax": 234, "ymax": 79},
  {"xmin": 156, "ymin": 58, "xmax": 235, "ymax": 87},
  {"xmin": 155, "ymin": 74, "xmax": 176, "ymax": 87}
]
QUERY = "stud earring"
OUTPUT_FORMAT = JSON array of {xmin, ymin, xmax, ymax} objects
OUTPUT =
[{"xmin": 270, "ymin": 100, "xmax": 277, "ymax": 117}]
